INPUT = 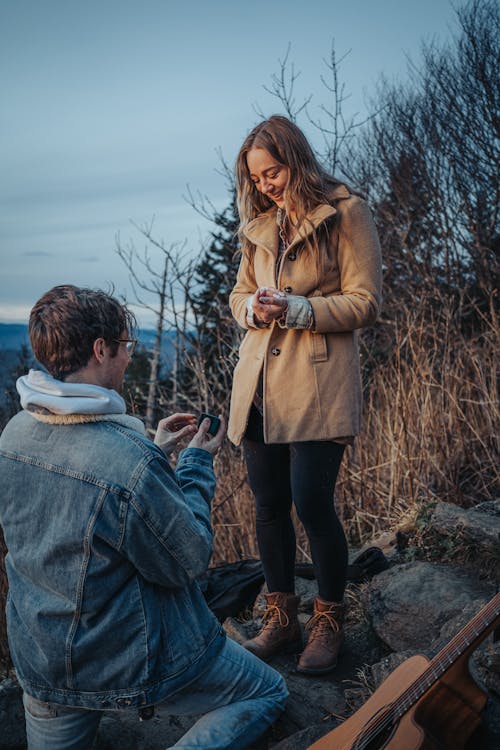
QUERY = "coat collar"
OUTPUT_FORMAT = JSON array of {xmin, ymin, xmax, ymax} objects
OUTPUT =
[{"xmin": 243, "ymin": 184, "xmax": 350, "ymax": 256}]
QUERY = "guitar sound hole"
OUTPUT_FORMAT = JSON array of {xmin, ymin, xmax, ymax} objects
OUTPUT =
[{"xmin": 353, "ymin": 723, "xmax": 396, "ymax": 750}]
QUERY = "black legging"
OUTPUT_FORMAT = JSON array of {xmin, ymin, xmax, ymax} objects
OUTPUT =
[{"xmin": 243, "ymin": 411, "xmax": 348, "ymax": 602}]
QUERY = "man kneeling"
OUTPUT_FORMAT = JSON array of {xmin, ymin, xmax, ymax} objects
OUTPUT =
[{"xmin": 0, "ymin": 285, "xmax": 287, "ymax": 749}]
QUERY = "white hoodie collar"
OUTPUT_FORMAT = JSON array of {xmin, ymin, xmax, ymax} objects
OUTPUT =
[{"xmin": 17, "ymin": 369, "xmax": 127, "ymax": 416}]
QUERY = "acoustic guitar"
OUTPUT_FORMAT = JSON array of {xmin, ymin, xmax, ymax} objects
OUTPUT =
[{"xmin": 308, "ymin": 592, "xmax": 500, "ymax": 750}]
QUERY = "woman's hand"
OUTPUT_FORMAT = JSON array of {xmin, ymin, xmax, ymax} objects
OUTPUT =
[
  {"xmin": 252, "ymin": 287, "xmax": 288, "ymax": 324},
  {"xmin": 154, "ymin": 413, "xmax": 197, "ymax": 455},
  {"xmin": 188, "ymin": 415, "xmax": 226, "ymax": 455}
]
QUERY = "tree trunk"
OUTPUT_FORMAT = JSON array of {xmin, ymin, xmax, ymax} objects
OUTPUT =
[{"xmin": 145, "ymin": 260, "xmax": 167, "ymax": 430}]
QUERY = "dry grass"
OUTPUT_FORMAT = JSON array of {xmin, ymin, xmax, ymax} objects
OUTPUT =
[
  {"xmin": 338, "ymin": 294, "xmax": 498, "ymax": 543},
  {"xmin": 211, "ymin": 447, "xmax": 259, "ymax": 561}
]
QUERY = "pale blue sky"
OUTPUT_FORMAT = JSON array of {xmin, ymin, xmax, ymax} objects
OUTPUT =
[{"xmin": 0, "ymin": 0, "xmax": 458, "ymax": 326}]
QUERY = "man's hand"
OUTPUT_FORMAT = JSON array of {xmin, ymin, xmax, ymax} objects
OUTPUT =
[
  {"xmin": 154, "ymin": 413, "xmax": 197, "ymax": 455},
  {"xmin": 188, "ymin": 415, "xmax": 226, "ymax": 455}
]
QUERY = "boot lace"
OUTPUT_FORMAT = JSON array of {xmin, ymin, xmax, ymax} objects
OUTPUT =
[
  {"xmin": 260, "ymin": 603, "xmax": 290, "ymax": 631},
  {"xmin": 305, "ymin": 607, "xmax": 341, "ymax": 642}
]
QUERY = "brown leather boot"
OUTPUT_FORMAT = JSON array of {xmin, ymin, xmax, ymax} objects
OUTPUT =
[
  {"xmin": 243, "ymin": 592, "xmax": 302, "ymax": 661},
  {"xmin": 296, "ymin": 597, "xmax": 345, "ymax": 674}
]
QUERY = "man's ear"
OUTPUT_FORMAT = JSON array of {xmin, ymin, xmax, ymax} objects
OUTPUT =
[{"xmin": 93, "ymin": 338, "xmax": 106, "ymax": 363}]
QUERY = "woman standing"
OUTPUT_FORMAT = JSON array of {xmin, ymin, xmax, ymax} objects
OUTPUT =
[{"xmin": 228, "ymin": 115, "xmax": 382, "ymax": 674}]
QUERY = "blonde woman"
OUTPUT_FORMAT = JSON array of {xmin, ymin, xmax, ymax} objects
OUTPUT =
[{"xmin": 228, "ymin": 115, "xmax": 382, "ymax": 674}]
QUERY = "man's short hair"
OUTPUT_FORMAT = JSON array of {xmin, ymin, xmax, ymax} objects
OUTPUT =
[{"xmin": 29, "ymin": 285, "xmax": 136, "ymax": 380}]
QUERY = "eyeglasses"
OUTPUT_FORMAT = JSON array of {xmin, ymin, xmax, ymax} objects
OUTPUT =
[{"xmin": 113, "ymin": 338, "xmax": 138, "ymax": 356}]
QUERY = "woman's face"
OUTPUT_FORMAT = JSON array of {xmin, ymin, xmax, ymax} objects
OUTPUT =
[{"xmin": 246, "ymin": 147, "xmax": 290, "ymax": 209}]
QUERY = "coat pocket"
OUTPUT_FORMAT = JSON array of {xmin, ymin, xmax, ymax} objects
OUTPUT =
[{"xmin": 310, "ymin": 332, "xmax": 328, "ymax": 362}]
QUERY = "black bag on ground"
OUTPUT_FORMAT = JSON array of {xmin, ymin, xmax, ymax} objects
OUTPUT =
[
  {"xmin": 294, "ymin": 546, "xmax": 390, "ymax": 583},
  {"xmin": 198, "ymin": 559, "xmax": 265, "ymax": 623},
  {"xmin": 200, "ymin": 547, "xmax": 389, "ymax": 622}
]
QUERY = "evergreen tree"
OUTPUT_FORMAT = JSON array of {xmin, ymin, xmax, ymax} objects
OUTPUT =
[
  {"xmin": 0, "ymin": 344, "xmax": 33, "ymax": 430},
  {"xmin": 187, "ymin": 193, "xmax": 242, "ymax": 408}
]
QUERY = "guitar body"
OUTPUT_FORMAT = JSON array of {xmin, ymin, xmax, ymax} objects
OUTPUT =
[
  {"xmin": 410, "ymin": 658, "xmax": 486, "ymax": 749},
  {"xmin": 308, "ymin": 653, "xmax": 486, "ymax": 750},
  {"xmin": 308, "ymin": 655, "xmax": 429, "ymax": 750}
]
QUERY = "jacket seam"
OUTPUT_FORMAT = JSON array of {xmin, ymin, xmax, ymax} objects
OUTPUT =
[
  {"xmin": 134, "ymin": 576, "xmax": 151, "ymax": 673},
  {"xmin": 0, "ymin": 449, "xmax": 135, "ymax": 495},
  {"xmin": 65, "ymin": 486, "xmax": 108, "ymax": 688},
  {"xmin": 127, "ymin": 495, "xmax": 188, "ymax": 575}
]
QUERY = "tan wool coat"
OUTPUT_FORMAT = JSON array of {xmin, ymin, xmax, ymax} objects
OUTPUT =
[{"xmin": 228, "ymin": 185, "xmax": 382, "ymax": 446}]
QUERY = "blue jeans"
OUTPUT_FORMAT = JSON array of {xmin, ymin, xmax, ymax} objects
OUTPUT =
[{"xmin": 23, "ymin": 638, "xmax": 288, "ymax": 750}]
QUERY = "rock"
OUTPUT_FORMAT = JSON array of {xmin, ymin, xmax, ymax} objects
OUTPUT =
[
  {"xmin": 430, "ymin": 500, "xmax": 500, "ymax": 551},
  {"xmin": 365, "ymin": 561, "xmax": 494, "ymax": 651},
  {"xmin": 281, "ymin": 669, "xmax": 345, "ymax": 734},
  {"xmin": 223, "ymin": 615, "xmax": 253, "ymax": 643},
  {"xmin": 271, "ymin": 722, "xmax": 338, "ymax": 750},
  {"xmin": 430, "ymin": 599, "xmax": 500, "ymax": 695},
  {"xmin": 472, "ymin": 638, "xmax": 500, "ymax": 695},
  {"xmin": 370, "ymin": 650, "xmax": 423, "ymax": 688},
  {"xmin": 94, "ymin": 706, "xmax": 195, "ymax": 749},
  {"xmin": 475, "ymin": 500, "xmax": 500, "ymax": 517}
]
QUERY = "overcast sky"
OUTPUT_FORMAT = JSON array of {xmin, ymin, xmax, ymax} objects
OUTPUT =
[{"xmin": 0, "ymin": 0, "xmax": 459, "ymax": 327}]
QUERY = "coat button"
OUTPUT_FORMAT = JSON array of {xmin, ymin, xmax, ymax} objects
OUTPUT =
[
  {"xmin": 283, "ymin": 286, "xmax": 292, "ymax": 293},
  {"xmin": 288, "ymin": 252, "xmax": 296, "ymax": 261},
  {"xmin": 271, "ymin": 347, "xmax": 281, "ymax": 356}
]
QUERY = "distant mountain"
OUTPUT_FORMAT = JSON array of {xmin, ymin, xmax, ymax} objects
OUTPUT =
[
  {"xmin": 0, "ymin": 324, "xmax": 30, "ymax": 351},
  {"xmin": 0, "ymin": 323, "xmax": 176, "ymax": 356},
  {"xmin": 0, "ymin": 326, "xmax": 33, "ymax": 404},
  {"xmin": 134, "ymin": 330, "xmax": 178, "ymax": 368}
]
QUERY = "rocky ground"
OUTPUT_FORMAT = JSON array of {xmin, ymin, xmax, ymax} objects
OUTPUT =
[{"xmin": 1, "ymin": 499, "xmax": 499, "ymax": 750}]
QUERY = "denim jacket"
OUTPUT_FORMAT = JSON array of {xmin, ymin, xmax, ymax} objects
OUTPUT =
[{"xmin": 0, "ymin": 411, "xmax": 225, "ymax": 710}]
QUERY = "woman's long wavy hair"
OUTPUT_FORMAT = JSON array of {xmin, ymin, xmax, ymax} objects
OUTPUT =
[{"xmin": 235, "ymin": 115, "xmax": 343, "ymax": 256}]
